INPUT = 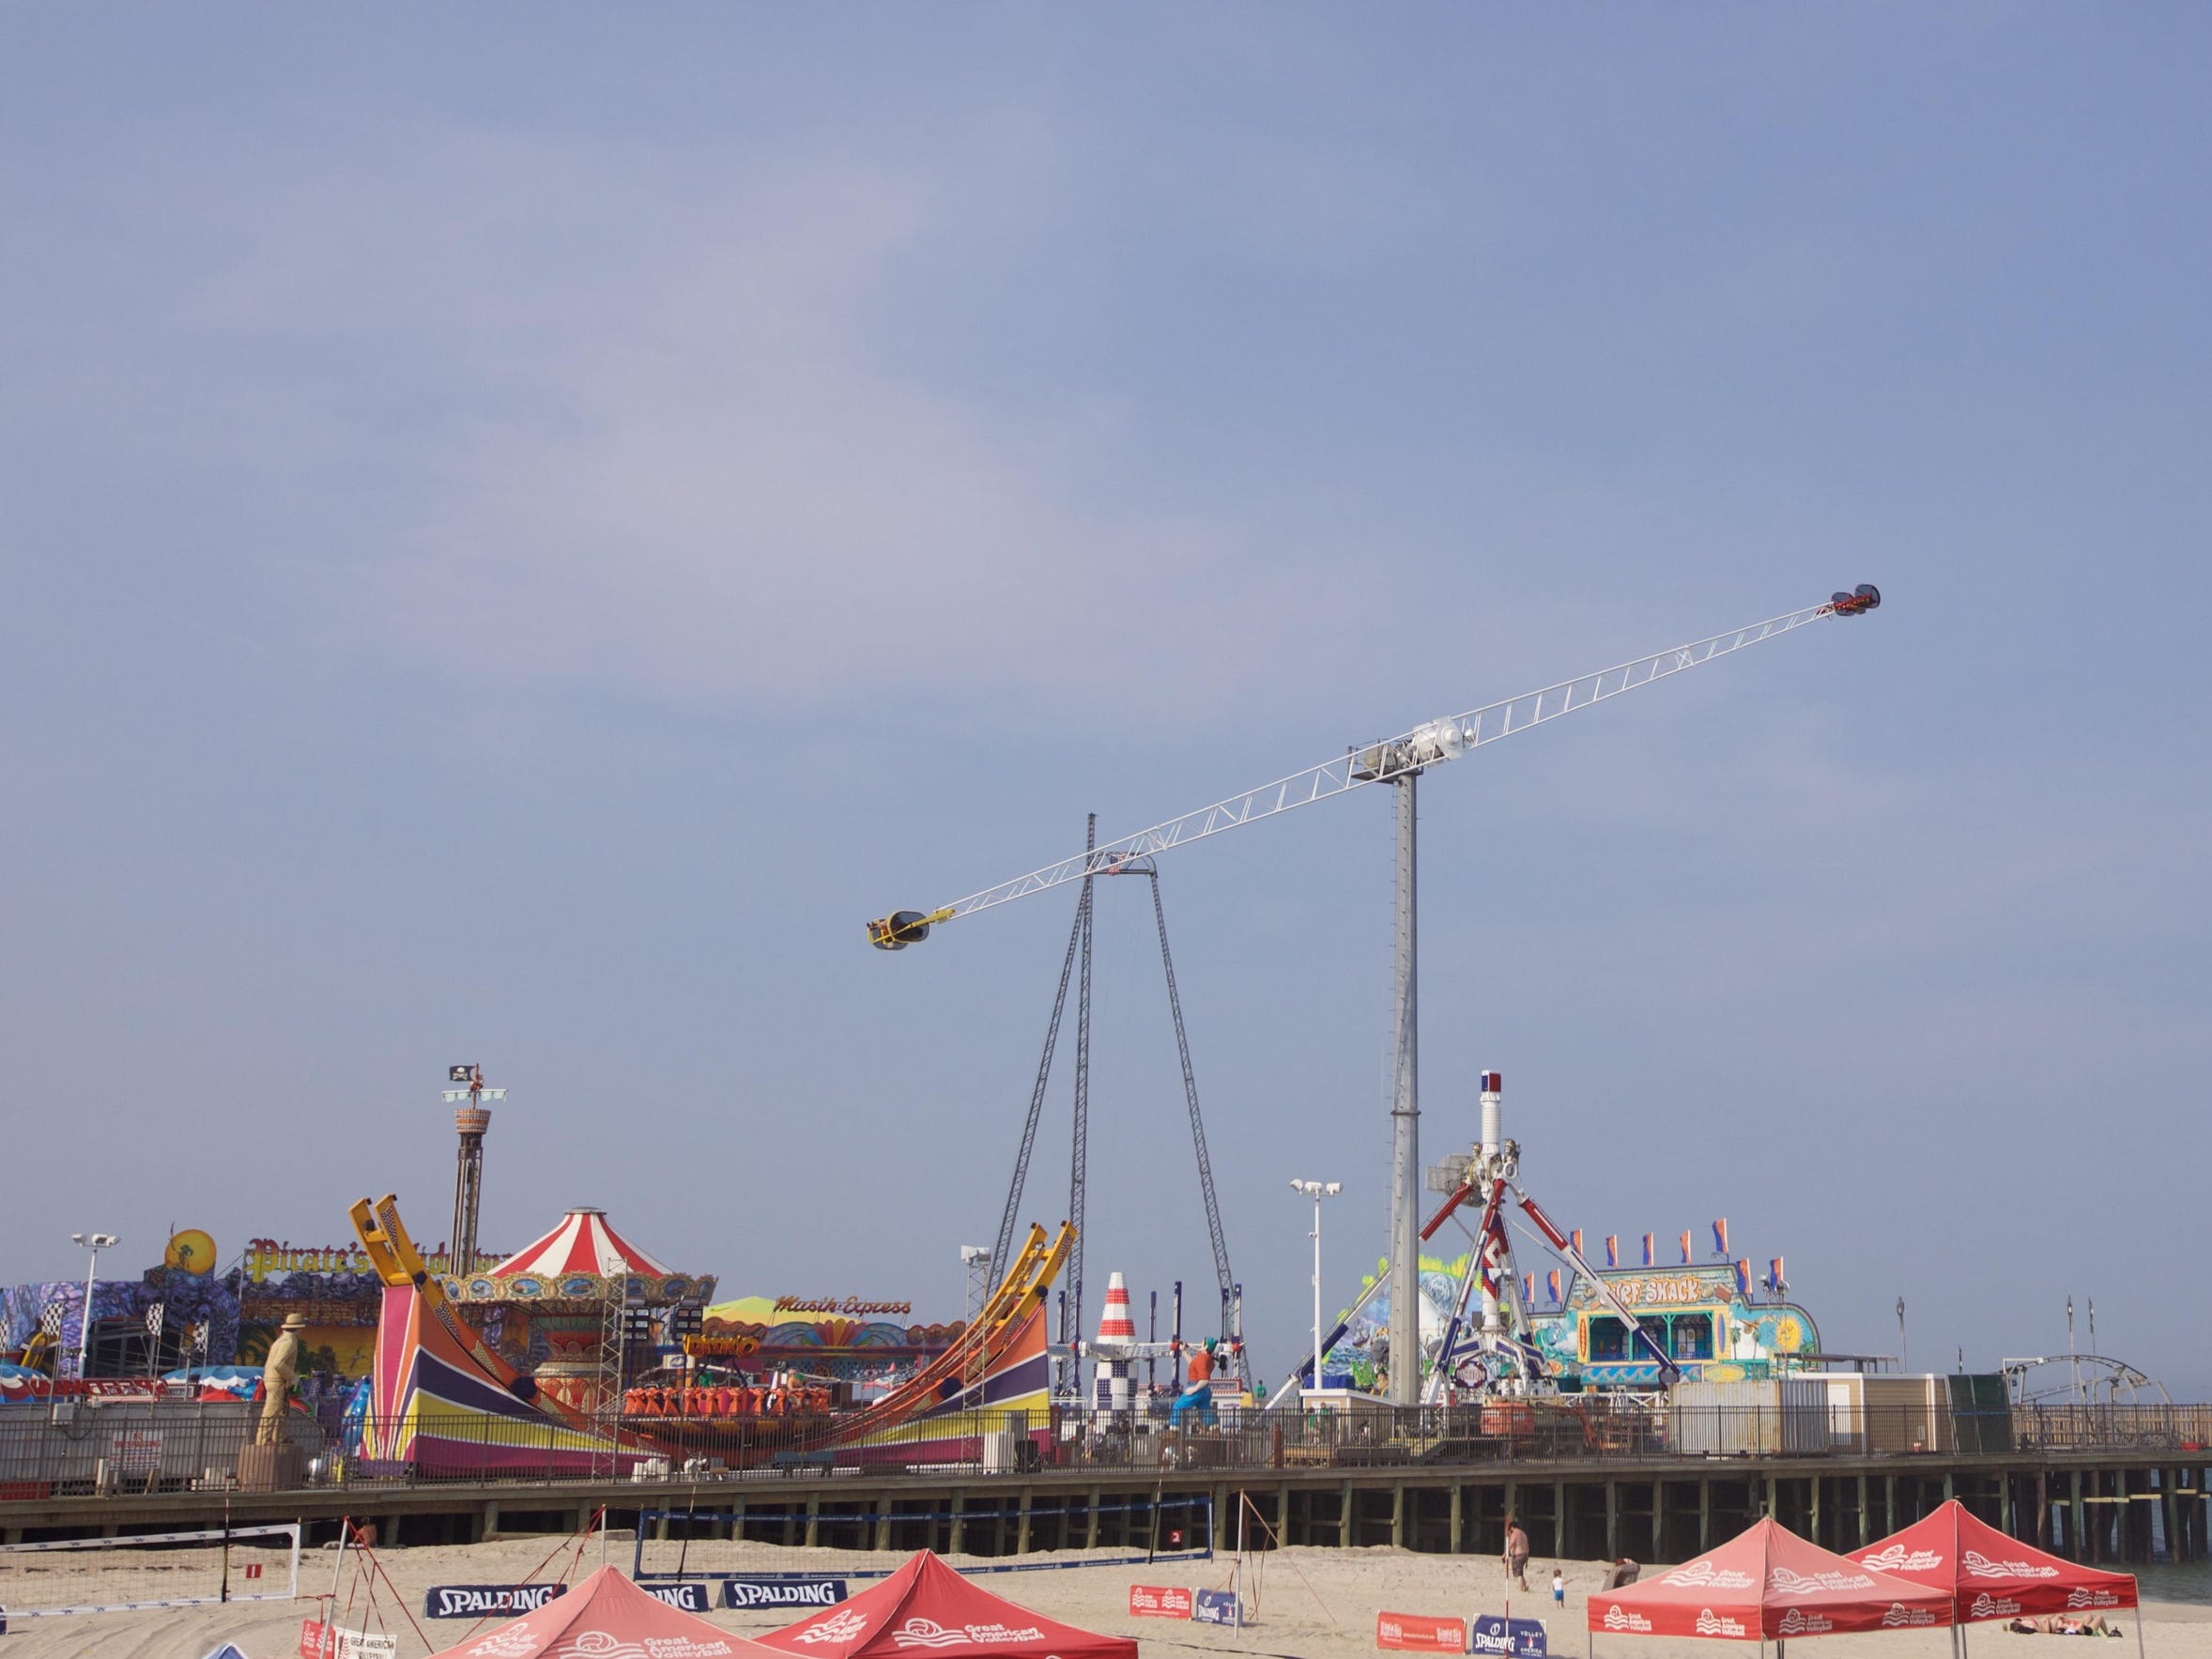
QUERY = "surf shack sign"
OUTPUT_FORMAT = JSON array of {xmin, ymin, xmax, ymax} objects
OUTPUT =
[{"xmin": 1573, "ymin": 1269, "xmax": 1735, "ymax": 1310}]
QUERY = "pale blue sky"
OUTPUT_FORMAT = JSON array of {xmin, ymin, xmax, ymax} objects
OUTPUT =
[{"xmin": 3, "ymin": 8, "xmax": 2205, "ymax": 1393}]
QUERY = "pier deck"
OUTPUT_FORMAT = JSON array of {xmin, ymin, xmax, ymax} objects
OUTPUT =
[{"xmin": 4, "ymin": 1443, "xmax": 2202, "ymax": 1567}]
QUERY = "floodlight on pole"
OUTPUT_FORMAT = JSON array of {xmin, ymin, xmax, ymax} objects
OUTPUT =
[
  {"xmin": 1288, "ymin": 1181, "xmax": 1342, "ymax": 1393},
  {"xmin": 69, "ymin": 1232, "xmax": 117, "ymax": 1380}
]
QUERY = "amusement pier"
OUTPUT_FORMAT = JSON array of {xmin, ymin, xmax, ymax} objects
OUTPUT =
[{"xmin": 2, "ymin": 591, "xmax": 2203, "ymax": 1590}]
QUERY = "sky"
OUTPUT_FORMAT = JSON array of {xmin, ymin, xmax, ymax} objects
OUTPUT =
[{"xmin": 2, "ymin": 8, "xmax": 2206, "ymax": 1397}]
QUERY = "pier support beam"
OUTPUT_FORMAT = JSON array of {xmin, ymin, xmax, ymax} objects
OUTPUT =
[
  {"xmin": 949, "ymin": 1495, "xmax": 966, "ymax": 1556},
  {"xmin": 1698, "ymin": 1478, "xmax": 1712, "ymax": 1553},
  {"xmin": 1451, "ymin": 1483, "xmax": 1465, "ymax": 1555},
  {"xmin": 1857, "ymin": 1474, "xmax": 1870, "ymax": 1547},
  {"xmin": 1605, "ymin": 1482, "xmax": 1620, "ymax": 1561}
]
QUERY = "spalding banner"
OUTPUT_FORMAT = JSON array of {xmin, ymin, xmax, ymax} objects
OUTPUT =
[
  {"xmin": 722, "ymin": 1576, "xmax": 851, "ymax": 1610},
  {"xmin": 424, "ymin": 1583, "xmax": 567, "ymax": 1619},
  {"xmin": 642, "ymin": 1582, "xmax": 714, "ymax": 1613},
  {"xmin": 1191, "ymin": 1589, "xmax": 1242, "ymax": 1627},
  {"xmin": 1471, "ymin": 1613, "xmax": 1550, "ymax": 1658}
]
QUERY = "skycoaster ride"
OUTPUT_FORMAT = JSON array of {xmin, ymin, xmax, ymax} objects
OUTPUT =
[{"xmin": 868, "ymin": 586, "xmax": 1883, "ymax": 1403}]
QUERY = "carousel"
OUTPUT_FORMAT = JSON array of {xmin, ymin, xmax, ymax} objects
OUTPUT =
[{"xmin": 441, "ymin": 1206, "xmax": 714, "ymax": 1415}]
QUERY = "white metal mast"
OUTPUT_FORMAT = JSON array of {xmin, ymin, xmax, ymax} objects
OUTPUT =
[{"xmin": 869, "ymin": 585, "xmax": 1882, "ymax": 1403}]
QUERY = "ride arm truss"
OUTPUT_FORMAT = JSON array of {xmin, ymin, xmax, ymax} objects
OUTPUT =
[
  {"xmin": 1419, "ymin": 1173, "xmax": 1680, "ymax": 1386},
  {"xmin": 1514, "ymin": 1189, "xmax": 1680, "ymax": 1383},
  {"xmin": 868, "ymin": 588, "xmax": 1877, "ymax": 945}
]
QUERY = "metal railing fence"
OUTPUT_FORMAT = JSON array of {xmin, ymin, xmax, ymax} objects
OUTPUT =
[{"xmin": 0, "ymin": 1399, "xmax": 2204, "ymax": 1501}]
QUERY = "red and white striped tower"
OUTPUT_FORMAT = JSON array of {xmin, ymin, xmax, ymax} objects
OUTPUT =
[{"xmin": 1091, "ymin": 1270, "xmax": 1135, "ymax": 1417}]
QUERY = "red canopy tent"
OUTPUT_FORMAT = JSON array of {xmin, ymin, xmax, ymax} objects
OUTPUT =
[
  {"xmin": 1848, "ymin": 1499, "xmax": 2140, "ymax": 1652},
  {"xmin": 1589, "ymin": 1517, "xmax": 1953, "ymax": 1651},
  {"xmin": 756, "ymin": 1550, "xmax": 1136, "ymax": 1659},
  {"xmin": 425, "ymin": 1565, "xmax": 785, "ymax": 1658}
]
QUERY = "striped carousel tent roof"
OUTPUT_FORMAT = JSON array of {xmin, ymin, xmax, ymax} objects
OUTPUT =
[{"xmin": 489, "ymin": 1206, "xmax": 673, "ymax": 1280}]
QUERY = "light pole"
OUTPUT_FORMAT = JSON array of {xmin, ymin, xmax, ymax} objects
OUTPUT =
[
  {"xmin": 1289, "ymin": 1182, "xmax": 1342, "ymax": 1393},
  {"xmin": 70, "ymin": 1233, "xmax": 117, "ymax": 1380}
]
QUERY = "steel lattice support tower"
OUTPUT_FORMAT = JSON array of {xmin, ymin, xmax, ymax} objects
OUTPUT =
[
  {"xmin": 995, "ymin": 818, "xmax": 1245, "ymax": 1398},
  {"xmin": 1145, "ymin": 867, "xmax": 1237, "ymax": 1366},
  {"xmin": 1061, "ymin": 814, "xmax": 1096, "ymax": 1375}
]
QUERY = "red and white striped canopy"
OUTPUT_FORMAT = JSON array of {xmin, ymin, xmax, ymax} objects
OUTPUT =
[{"xmin": 490, "ymin": 1207, "xmax": 672, "ymax": 1281}]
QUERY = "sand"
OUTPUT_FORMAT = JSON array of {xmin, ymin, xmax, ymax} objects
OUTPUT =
[{"xmin": 0, "ymin": 1536, "xmax": 2204, "ymax": 1659}]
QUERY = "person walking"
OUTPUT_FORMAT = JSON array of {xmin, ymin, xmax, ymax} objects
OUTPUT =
[{"xmin": 1504, "ymin": 1517, "xmax": 1530, "ymax": 1591}]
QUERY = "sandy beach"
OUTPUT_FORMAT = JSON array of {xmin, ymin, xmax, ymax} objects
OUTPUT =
[{"xmin": 1, "ymin": 1537, "xmax": 2204, "ymax": 1659}]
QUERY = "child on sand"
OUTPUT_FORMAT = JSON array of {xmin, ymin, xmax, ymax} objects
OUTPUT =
[{"xmin": 1553, "ymin": 1568, "xmax": 1566, "ymax": 1607}]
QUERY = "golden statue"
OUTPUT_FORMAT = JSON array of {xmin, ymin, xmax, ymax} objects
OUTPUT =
[{"xmin": 254, "ymin": 1313, "xmax": 307, "ymax": 1446}]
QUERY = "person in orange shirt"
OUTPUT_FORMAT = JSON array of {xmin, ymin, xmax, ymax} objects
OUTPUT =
[{"xmin": 1169, "ymin": 1341, "xmax": 1219, "ymax": 1427}]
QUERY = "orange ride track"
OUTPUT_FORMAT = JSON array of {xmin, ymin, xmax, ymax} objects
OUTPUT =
[
  {"xmin": 348, "ymin": 1193, "xmax": 650, "ymax": 1476},
  {"xmin": 831, "ymin": 1221, "xmax": 1073, "ymax": 1449}
]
